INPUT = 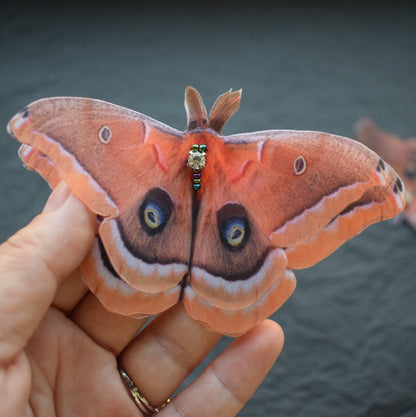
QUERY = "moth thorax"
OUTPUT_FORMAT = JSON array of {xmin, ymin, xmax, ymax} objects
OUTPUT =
[{"xmin": 187, "ymin": 143, "xmax": 207, "ymax": 191}]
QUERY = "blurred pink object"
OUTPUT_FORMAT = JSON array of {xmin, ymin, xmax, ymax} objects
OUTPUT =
[{"xmin": 355, "ymin": 118, "xmax": 416, "ymax": 230}]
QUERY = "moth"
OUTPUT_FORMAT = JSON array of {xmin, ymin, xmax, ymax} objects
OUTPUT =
[{"xmin": 7, "ymin": 87, "xmax": 405, "ymax": 336}]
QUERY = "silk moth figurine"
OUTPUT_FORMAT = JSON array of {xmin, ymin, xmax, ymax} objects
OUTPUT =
[{"xmin": 7, "ymin": 87, "xmax": 405, "ymax": 336}]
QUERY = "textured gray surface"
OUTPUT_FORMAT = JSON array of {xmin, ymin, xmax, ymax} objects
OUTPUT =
[{"xmin": 1, "ymin": 2, "xmax": 416, "ymax": 416}]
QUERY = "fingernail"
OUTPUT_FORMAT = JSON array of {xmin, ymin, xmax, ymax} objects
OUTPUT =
[{"xmin": 42, "ymin": 182, "xmax": 72, "ymax": 213}]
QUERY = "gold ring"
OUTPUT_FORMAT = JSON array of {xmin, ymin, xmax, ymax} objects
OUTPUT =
[{"xmin": 117, "ymin": 361, "xmax": 171, "ymax": 415}]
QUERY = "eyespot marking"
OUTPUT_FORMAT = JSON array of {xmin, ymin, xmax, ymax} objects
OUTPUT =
[
  {"xmin": 143, "ymin": 204, "xmax": 160, "ymax": 230},
  {"xmin": 224, "ymin": 219, "xmax": 246, "ymax": 248},
  {"xmin": 139, "ymin": 188, "xmax": 173, "ymax": 236},
  {"xmin": 217, "ymin": 203, "xmax": 250, "ymax": 251},
  {"xmin": 98, "ymin": 125, "xmax": 112, "ymax": 144},
  {"xmin": 294, "ymin": 155, "xmax": 307, "ymax": 175}
]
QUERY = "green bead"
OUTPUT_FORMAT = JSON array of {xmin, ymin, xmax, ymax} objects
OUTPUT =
[
  {"xmin": 191, "ymin": 144, "xmax": 199, "ymax": 151},
  {"xmin": 193, "ymin": 178, "xmax": 201, "ymax": 184},
  {"xmin": 193, "ymin": 183, "xmax": 201, "ymax": 191},
  {"xmin": 199, "ymin": 144, "xmax": 207, "ymax": 152}
]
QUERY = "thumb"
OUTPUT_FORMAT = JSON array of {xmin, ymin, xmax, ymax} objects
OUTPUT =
[{"xmin": 0, "ymin": 182, "xmax": 96, "ymax": 362}]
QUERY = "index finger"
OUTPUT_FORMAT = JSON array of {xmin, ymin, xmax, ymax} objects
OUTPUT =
[{"xmin": 161, "ymin": 320, "xmax": 284, "ymax": 417}]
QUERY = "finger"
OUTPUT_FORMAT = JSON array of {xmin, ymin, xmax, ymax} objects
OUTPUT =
[
  {"xmin": 0, "ymin": 183, "xmax": 95, "ymax": 363},
  {"xmin": 164, "ymin": 319, "xmax": 284, "ymax": 417},
  {"xmin": 0, "ymin": 351, "xmax": 31, "ymax": 417},
  {"xmin": 119, "ymin": 302, "xmax": 221, "ymax": 408},
  {"xmin": 46, "ymin": 184, "xmax": 91, "ymax": 314},
  {"xmin": 52, "ymin": 268, "xmax": 89, "ymax": 314},
  {"xmin": 70, "ymin": 293, "xmax": 147, "ymax": 355}
]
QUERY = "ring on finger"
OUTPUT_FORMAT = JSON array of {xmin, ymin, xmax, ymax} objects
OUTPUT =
[{"xmin": 117, "ymin": 360, "xmax": 171, "ymax": 415}]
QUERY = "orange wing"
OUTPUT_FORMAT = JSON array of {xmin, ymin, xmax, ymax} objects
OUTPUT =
[
  {"xmin": 7, "ymin": 97, "xmax": 192, "ymax": 316},
  {"xmin": 183, "ymin": 128, "xmax": 405, "ymax": 335}
]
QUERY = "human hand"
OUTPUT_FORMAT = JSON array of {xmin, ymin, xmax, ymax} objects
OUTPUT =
[{"xmin": 0, "ymin": 182, "xmax": 284, "ymax": 417}]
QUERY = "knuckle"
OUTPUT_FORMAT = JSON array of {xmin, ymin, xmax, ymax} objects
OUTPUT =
[
  {"xmin": 211, "ymin": 361, "xmax": 245, "ymax": 408},
  {"xmin": 151, "ymin": 326, "xmax": 195, "ymax": 374},
  {"xmin": 2, "ymin": 224, "xmax": 59, "ymax": 284},
  {"xmin": 168, "ymin": 401, "xmax": 190, "ymax": 417}
]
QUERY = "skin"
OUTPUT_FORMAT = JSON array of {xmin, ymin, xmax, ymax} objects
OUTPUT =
[{"xmin": 0, "ymin": 182, "xmax": 284, "ymax": 417}]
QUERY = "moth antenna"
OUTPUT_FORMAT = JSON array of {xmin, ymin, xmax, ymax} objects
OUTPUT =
[
  {"xmin": 208, "ymin": 88, "xmax": 242, "ymax": 133},
  {"xmin": 185, "ymin": 86, "xmax": 208, "ymax": 130}
]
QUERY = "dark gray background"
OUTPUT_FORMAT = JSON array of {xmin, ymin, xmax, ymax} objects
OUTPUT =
[{"xmin": 1, "ymin": 2, "xmax": 415, "ymax": 416}]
